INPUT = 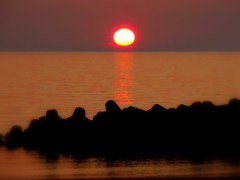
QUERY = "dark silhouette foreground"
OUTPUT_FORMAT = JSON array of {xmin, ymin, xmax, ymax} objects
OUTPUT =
[{"xmin": 2, "ymin": 99, "xmax": 240, "ymax": 158}]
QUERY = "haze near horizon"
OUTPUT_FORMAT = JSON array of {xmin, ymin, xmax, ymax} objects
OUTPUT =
[{"xmin": 0, "ymin": 0, "xmax": 239, "ymax": 51}]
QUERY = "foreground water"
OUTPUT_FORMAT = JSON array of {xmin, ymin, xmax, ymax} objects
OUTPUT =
[
  {"xmin": 0, "ymin": 52, "xmax": 240, "ymax": 133},
  {"xmin": 0, "ymin": 147, "xmax": 240, "ymax": 180}
]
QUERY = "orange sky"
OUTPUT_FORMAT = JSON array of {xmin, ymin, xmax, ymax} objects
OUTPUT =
[{"xmin": 0, "ymin": 0, "xmax": 239, "ymax": 51}]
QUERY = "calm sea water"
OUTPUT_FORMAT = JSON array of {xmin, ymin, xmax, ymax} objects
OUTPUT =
[
  {"xmin": 0, "ymin": 52, "xmax": 240, "ymax": 179},
  {"xmin": 0, "ymin": 52, "xmax": 240, "ymax": 133}
]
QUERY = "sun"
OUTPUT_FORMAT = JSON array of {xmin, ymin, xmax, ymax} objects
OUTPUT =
[{"xmin": 113, "ymin": 28, "xmax": 135, "ymax": 47}]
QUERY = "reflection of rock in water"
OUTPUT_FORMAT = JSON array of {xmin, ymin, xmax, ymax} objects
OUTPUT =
[{"xmin": 3, "ymin": 98, "xmax": 240, "ymax": 158}]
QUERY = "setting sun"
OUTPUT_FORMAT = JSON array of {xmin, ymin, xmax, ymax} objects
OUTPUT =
[{"xmin": 113, "ymin": 28, "xmax": 135, "ymax": 47}]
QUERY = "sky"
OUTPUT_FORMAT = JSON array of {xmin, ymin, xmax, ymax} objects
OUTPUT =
[{"xmin": 0, "ymin": 0, "xmax": 240, "ymax": 51}]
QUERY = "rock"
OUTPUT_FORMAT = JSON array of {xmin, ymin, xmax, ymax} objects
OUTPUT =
[
  {"xmin": 5, "ymin": 125, "xmax": 23, "ymax": 147},
  {"xmin": 105, "ymin": 100, "xmax": 121, "ymax": 112}
]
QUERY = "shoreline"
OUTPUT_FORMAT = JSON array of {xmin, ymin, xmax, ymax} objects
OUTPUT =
[{"xmin": 1, "ymin": 98, "xmax": 240, "ymax": 159}]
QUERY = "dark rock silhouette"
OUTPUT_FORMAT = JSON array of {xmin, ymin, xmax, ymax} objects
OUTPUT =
[
  {"xmin": 148, "ymin": 104, "xmax": 167, "ymax": 112},
  {"xmin": 2, "ymin": 98, "xmax": 240, "ymax": 158},
  {"xmin": 68, "ymin": 107, "xmax": 88, "ymax": 121},
  {"xmin": 105, "ymin": 100, "xmax": 121, "ymax": 112},
  {"xmin": 0, "ymin": 134, "xmax": 5, "ymax": 146},
  {"xmin": 5, "ymin": 125, "xmax": 23, "ymax": 147}
]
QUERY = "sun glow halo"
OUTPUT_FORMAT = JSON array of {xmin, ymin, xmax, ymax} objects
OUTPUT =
[{"xmin": 113, "ymin": 28, "xmax": 135, "ymax": 47}]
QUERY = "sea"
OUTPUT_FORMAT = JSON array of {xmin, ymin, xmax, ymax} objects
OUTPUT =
[{"xmin": 0, "ymin": 52, "xmax": 240, "ymax": 179}]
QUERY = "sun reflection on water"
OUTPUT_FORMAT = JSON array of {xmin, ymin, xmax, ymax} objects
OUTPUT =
[{"xmin": 113, "ymin": 53, "xmax": 134, "ymax": 105}]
